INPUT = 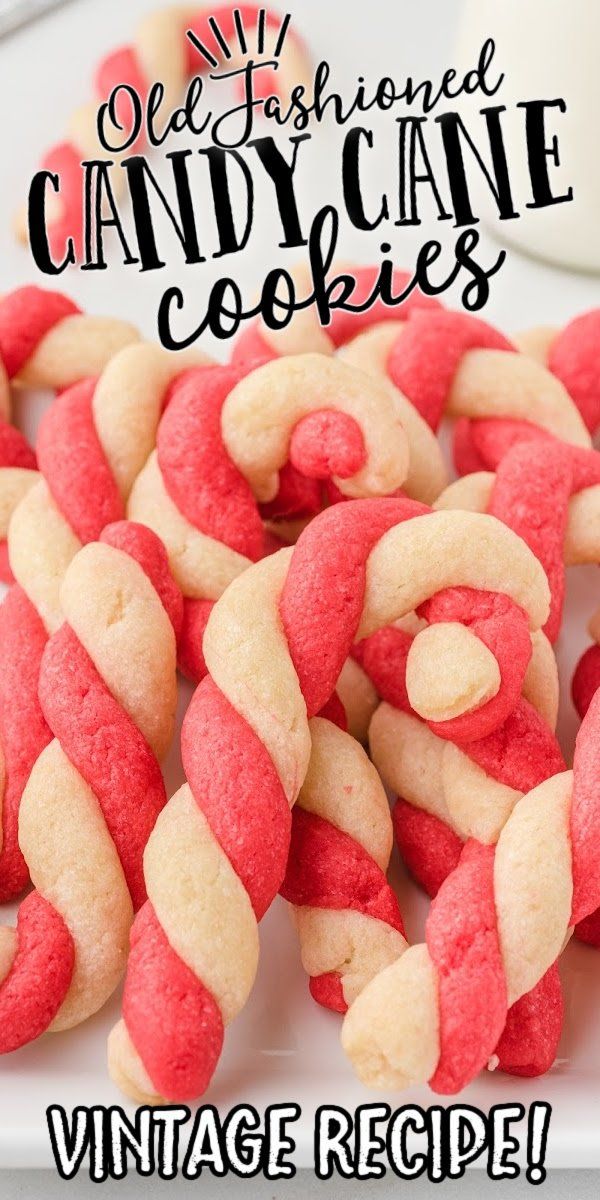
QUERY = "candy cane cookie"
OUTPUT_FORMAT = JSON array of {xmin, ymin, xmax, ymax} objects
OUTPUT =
[
  {"xmin": 436, "ymin": 440, "xmax": 600, "ymax": 941},
  {"xmin": 285, "ymin": 670, "xmax": 564, "ymax": 1078},
  {"xmin": 0, "ymin": 285, "xmax": 138, "ymax": 581},
  {"xmin": 343, "ymin": 689, "xmax": 600, "ymax": 1093},
  {"xmin": 16, "ymin": 5, "xmax": 310, "ymax": 260},
  {"xmin": 0, "ymin": 340, "xmax": 204, "ymax": 903},
  {"xmin": 0, "ymin": 521, "xmax": 181, "ymax": 1053},
  {"xmin": 286, "ymin": 598, "xmax": 564, "ymax": 1066},
  {"xmin": 127, "ymin": 353, "xmax": 445, "ymax": 679},
  {"xmin": 107, "ymin": 497, "xmax": 550, "ymax": 1103},
  {"xmin": 338, "ymin": 308, "xmax": 591, "ymax": 475}
]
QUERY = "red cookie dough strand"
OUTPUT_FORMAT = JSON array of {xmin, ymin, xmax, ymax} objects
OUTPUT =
[
  {"xmin": 280, "ymin": 687, "xmax": 404, "ymax": 1015},
  {"xmin": 392, "ymin": 686, "xmax": 568, "ymax": 893},
  {"xmin": 288, "ymin": 409, "xmax": 366, "ymax": 480},
  {"xmin": 259, "ymin": 460, "xmax": 323, "ymax": 522},
  {"xmin": 0, "ymin": 425, "xmax": 37, "ymax": 472},
  {"xmin": 427, "ymin": 840, "xmax": 506, "ymax": 1094},
  {"xmin": 356, "ymin": 687, "xmax": 600, "ymax": 1095},
  {"xmin": 453, "ymin": 416, "xmax": 548, "ymax": 475},
  {"xmin": 0, "ymin": 588, "xmax": 52, "ymax": 901},
  {"xmin": 0, "ymin": 287, "xmax": 80, "ymax": 378},
  {"xmin": 158, "ymin": 366, "xmax": 264, "ymax": 561},
  {"xmin": 417, "ymin": 588, "xmax": 532, "ymax": 742},
  {"xmin": 0, "ymin": 893, "xmax": 75, "ymax": 1054},
  {"xmin": 123, "ymin": 903, "xmax": 224, "ymax": 1103},
  {"xmin": 159, "ymin": 365, "xmax": 371, "ymax": 558},
  {"xmin": 283, "ymin": 809, "xmax": 405, "ymax": 930},
  {"xmin": 182, "ymin": 678, "xmax": 291, "ymax": 922},
  {"xmin": 359, "ymin": 625, "xmax": 563, "ymax": 785},
  {"xmin": 463, "ymin": 702, "xmax": 565, "ymax": 793},
  {"xmin": 393, "ymin": 800, "xmax": 462, "ymax": 898},
  {"xmin": 123, "ymin": 642, "xmax": 342, "ymax": 1101},
  {"xmin": 178, "ymin": 599, "xmax": 213, "ymax": 681},
  {"xmin": 384, "ymin": 308, "xmax": 599, "ymax": 470},
  {"xmin": 570, "ymin": 689, "xmax": 600, "ymax": 926},
  {"xmin": 0, "ymin": 286, "xmax": 83, "ymax": 581},
  {"xmin": 353, "ymin": 592, "xmax": 534, "ymax": 747},
  {"xmin": 284, "ymin": 504, "xmax": 534, "ymax": 744},
  {"xmin": 429, "ymin": 691, "xmax": 600, "ymax": 1091},
  {"xmin": 572, "ymin": 646, "xmax": 600, "ymax": 722},
  {"xmin": 494, "ymin": 965, "xmax": 564, "ymax": 1078},
  {"xmin": 488, "ymin": 440, "xmax": 600, "ymax": 642},
  {"xmin": 309, "ymin": 973, "xmax": 346, "ymax": 1012},
  {"xmin": 426, "ymin": 840, "xmax": 564, "ymax": 1093},
  {"xmin": 549, "ymin": 310, "xmax": 600, "ymax": 435},
  {"xmin": 39, "ymin": 627, "xmax": 165, "ymax": 910},
  {"xmin": 281, "ymin": 808, "xmax": 405, "ymax": 1014},
  {"xmin": 388, "ymin": 309, "xmax": 514, "ymax": 430},
  {"xmin": 36, "ymin": 378, "xmax": 124, "ymax": 544}
]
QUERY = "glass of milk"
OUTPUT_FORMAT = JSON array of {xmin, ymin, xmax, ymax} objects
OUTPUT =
[{"xmin": 456, "ymin": 0, "xmax": 600, "ymax": 272}]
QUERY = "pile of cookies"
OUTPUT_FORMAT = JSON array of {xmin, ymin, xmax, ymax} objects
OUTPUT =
[{"xmin": 0, "ymin": 275, "xmax": 599, "ymax": 1108}]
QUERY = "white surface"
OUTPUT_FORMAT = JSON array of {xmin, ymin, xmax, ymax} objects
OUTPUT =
[{"xmin": 0, "ymin": 0, "xmax": 599, "ymax": 1176}]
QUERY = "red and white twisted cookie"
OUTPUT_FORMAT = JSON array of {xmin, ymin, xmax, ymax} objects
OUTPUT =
[
  {"xmin": 343, "ymin": 690, "xmax": 600, "ymax": 1093},
  {"xmin": 281, "ymin": 530, "xmax": 564, "ymax": 1075},
  {"xmin": 0, "ymin": 285, "xmax": 137, "ymax": 581},
  {"xmin": 288, "ymin": 675, "xmax": 565, "ymax": 1077},
  {"xmin": 0, "ymin": 522, "xmax": 181, "ymax": 1052},
  {"xmin": 338, "ymin": 308, "xmax": 592, "ymax": 475},
  {"xmin": 17, "ymin": 5, "xmax": 310, "ymax": 260},
  {"xmin": 107, "ymin": 496, "xmax": 550, "ymax": 1103},
  {"xmin": 127, "ymin": 353, "xmax": 444, "ymax": 678},
  {"xmin": 0, "ymin": 340, "xmax": 201, "ymax": 902},
  {"xmin": 431, "ymin": 441, "xmax": 600, "ymax": 944}
]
